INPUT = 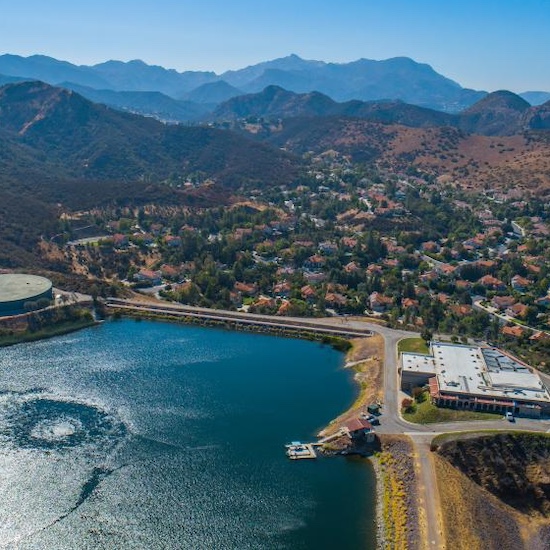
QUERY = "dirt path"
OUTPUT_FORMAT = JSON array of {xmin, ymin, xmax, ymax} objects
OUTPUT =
[{"xmin": 411, "ymin": 435, "xmax": 445, "ymax": 549}]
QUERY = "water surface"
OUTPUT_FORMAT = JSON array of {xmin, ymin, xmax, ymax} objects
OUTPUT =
[{"xmin": 0, "ymin": 319, "xmax": 376, "ymax": 549}]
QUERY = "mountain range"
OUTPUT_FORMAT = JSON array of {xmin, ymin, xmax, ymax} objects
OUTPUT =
[
  {"xmin": 211, "ymin": 86, "xmax": 550, "ymax": 136},
  {"xmin": 1, "ymin": 53, "xmax": 549, "ymax": 121}
]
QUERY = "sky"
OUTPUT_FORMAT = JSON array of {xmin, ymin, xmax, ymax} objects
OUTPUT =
[{"xmin": 0, "ymin": 0, "xmax": 549, "ymax": 92}]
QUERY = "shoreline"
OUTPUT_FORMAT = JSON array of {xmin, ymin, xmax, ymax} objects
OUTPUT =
[
  {"xmin": 113, "ymin": 307, "xmax": 391, "ymax": 549},
  {"xmin": 8, "ymin": 305, "xmax": 391, "ymax": 548},
  {"xmin": 0, "ymin": 317, "xmax": 98, "ymax": 348}
]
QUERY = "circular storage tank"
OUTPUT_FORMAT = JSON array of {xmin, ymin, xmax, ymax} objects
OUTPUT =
[{"xmin": 0, "ymin": 274, "xmax": 53, "ymax": 316}]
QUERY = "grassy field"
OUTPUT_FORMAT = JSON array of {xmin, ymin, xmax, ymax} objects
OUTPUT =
[
  {"xmin": 403, "ymin": 392, "xmax": 502, "ymax": 424},
  {"xmin": 397, "ymin": 337, "xmax": 429, "ymax": 355}
]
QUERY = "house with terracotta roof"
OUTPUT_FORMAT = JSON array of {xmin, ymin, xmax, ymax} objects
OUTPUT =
[
  {"xmin": 501, "ymin": 325, "xmax": 526, "ymax": 338},
  {"xmin": 304, "ymin": 254, "xmax": 326, "ymax": 271},
  {"xmin": 234, "ymin": 282, "xmax": 258, "ymax": 296},
  {"xmin": 273, "ymin": 281, "xmax": 292, "ymax": 298},
  {"xmin": 135, "ymin": 269, "xmax": 162, "ymax": 285},
  {"xmin": 491, "ymin": 295, "xmax": 516, "ymax": 311},
  {"xmin": 301, "ymin": 285, "xmax": 317, "ymax": 302},
  {"xmin": 369, "ymin": 292, "xmax": 393, "ymax": 313},
  {"xmin": 511, "ymin": 275, "xmax": 531, "ymax": 292},
  {"xmin": 343, "ymin": 418, "xmax": 375, "ymax": 441},
  {"xmin": 478, "ymin": 274, "xmax": 506, "ymax": 290},
  {"xmin": 506, "ymin": 303, "xmax": 529, "ymax": 319}
]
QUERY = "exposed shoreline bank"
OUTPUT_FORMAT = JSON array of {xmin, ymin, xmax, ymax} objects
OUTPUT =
[{"xmin": 0, "ymin": 317, "xmax": 98, "ymax": 348}]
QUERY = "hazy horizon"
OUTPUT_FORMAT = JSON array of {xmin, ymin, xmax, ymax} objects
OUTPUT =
[{"xmin": 1, "ymin": 1, "xmax": 549, "ymax": 93}]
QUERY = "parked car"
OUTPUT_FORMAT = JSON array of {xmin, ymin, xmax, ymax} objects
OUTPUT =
[{"xmin": 505, "ymin": 412, "xmax": 515, "ymax": 422}]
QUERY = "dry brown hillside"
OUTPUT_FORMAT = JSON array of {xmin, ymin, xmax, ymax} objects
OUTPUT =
[
  {"xmin": 266, "ymin": 118, "xmax": 550, "ymax": 194},
  {"xmin": 432, "ymin": 432, "xmax": 550, "ymax": 550}
]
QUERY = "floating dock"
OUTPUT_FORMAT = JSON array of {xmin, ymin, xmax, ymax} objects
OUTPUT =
[{"xmin": 285, "ymin": 441, "xmax": 318, "ymax": 460}]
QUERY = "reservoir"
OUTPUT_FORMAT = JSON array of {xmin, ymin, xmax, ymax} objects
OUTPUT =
[{"xmin": 0, "ymin": 319, "xmax": 376, "ymax": 549}]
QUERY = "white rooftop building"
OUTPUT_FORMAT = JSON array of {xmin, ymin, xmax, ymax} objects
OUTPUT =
[{"xmin": 401, "ymin": 342, "xmax": 550, "ymax": 417}]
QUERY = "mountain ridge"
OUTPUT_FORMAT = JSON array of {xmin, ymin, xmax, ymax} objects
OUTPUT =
[{"xmin": 0, "ymin": 52, "xmax": 496, "ymax": 112}]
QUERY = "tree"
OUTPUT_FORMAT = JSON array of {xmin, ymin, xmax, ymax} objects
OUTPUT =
[{"xmin": 420, "ymin": 328, "xmax": 433, "ymax": 345}]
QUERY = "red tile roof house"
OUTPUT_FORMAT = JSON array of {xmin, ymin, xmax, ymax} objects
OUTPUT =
[
  {"xmin": 402, "ymin": 298, "xmax": 419, "ymax": 309},
  {"xmin": 478, "ymin": 274, "xmax": 506, "ymax": 291},
  {"xmin": 491, "ymin": 295, "xmax": 516, "ymax": 311},
  {"xmin": 273, "ymin": 281, "xmax": 292, "ymax": 298},
  {"xmin": 112, "ymin": 233, "xmax": 129, "ymax": 248},
  {"xmin": 325, "ymin": 292, "xmax": 347, "ymax": 308},
  {"xmin": 160, "ymin": 264, "xmax": 182, "ymax": 281},
  {"xmin": 234, "ymin": 282, "xmax": 259, "ymax": 297},
  {"xmin": 343, "ymin": 418, "xmax": 375, "ymax": 441},
  {"xmin": 506, "ymin": 303, "xmax": 529, "ymax": 319},
  {"xmin": 369, "ymin": 292, "xmax": 393, "ymax": 313},
  {"xmin": 501, "ymin": 325, "xmax": 526, "ymax": 338},
  {"xmin": 304, "ymin": 254, "xmax": 326, "ymax": 270},
  {"xmin": 511, "ymin": 275, "xmax": 531, "ymax": 292},
  {"xmin": 164, "ymin": 235, "xmax": 182, "ymax": 247},
  {"xmin": 301, "ymin": 285, "xmax": 317, "ymax": 302}
]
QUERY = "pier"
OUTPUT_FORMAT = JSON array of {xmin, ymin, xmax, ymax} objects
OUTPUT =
[{"xmin": 285, "ymin": 441, "xmax": 320, "ymax": 460}]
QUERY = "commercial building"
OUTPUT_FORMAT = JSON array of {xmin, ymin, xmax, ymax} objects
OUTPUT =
[
  {"xmin": 0, "ymin": 274, "xmax": 53, "ymax": 316},
  {"xmin": 401, "ymin": 342, "xmax": 550, "ymax": 418}
]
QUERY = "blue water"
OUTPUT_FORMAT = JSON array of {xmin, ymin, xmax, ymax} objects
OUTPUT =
[{"xmin": 0, "ymin": 319, "xmax": 376, "ymax": 549}]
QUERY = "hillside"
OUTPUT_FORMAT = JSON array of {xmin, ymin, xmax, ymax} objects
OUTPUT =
[
  {"xmin": 213, "ymin": 86, "xmax": 550, "ymax": 136},
  {"xmin": 433, "ymin": 433, "xmax": 550, "ymax": 550},
  {"xmin": 0, "ymin": 81, "xmax": 300, "ymax": 266},
  {"xmin": 211, "ymin": 85, "xmax": 456, "ymax": 128},
  {"xmin": 59, "ymin": 83, "xmax": 209, "ymax": 122},
  {"xmin": 246, "ymin": 115, "xmax": 550, "ymax": 192},
  {"xmin": 0, "ymin": 81, "xmax": 298, "ymax": 185}
]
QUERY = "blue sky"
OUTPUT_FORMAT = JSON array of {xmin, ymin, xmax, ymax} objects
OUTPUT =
[{"xmin": 1, "ymin": 0, "xmax": 549, "ymax": 92}]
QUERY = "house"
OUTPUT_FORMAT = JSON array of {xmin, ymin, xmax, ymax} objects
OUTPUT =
[
  {"xmin": 506, "ymin": 303, "xmax": 529, "ymax": 319},
  {"xmin": 501, "ymin": 325, "xmax": 526, "ymax": 338},
  {"xmin": 164, "ymin": 235, "xmax": 182, "ymax": 247},
  {"xmin": 112, "ymin": 234, "xmax": 129, "ymax": 248},
  {"xmin": 325, "ymin": 292, "xmax": 347, "ymax": 308},
  {"xmin": 369, "ymin": 292, "xmax": 393, "ymax": 313},
  {"xmin": 344, "ymin": 261, "xmax": 361, "ymax": 273},
  {"xmin": 301, "ymin": 285, "xmax": 317, "ymax": 302},
  {"xmin": 344, "ymin": 418, "xmax": 375, "ymax": 441},
  {"xmin": 234, "ymin": 282, "xmax": 258, "ymax": 297},
  {"xmin": 273, "ymin": 281, "xmax": 292, "ymax": 298},
  {"xmin": 135, "ymin": 269, "xmax": 162, "ymax": 286},
  {"xmin": 318, "ymin": 241, "xmax": 338, "ymax": 254},
  {"xmin": 511, "ymin": 275, "xmax": 530, "ymax": 292},
  {"xmin": 160, "ymin": 264, "xmax": 182, "ymax": 281},
  {"xmin": 535, "ymin": 295, "xmax": 550, "ymax": 308},
  {"xmin": 304, "ymin": 254, "xmax": 326, "ymax": 270},
  {"xmin": 491, "ymin": 295, "xmax": 516, "ymax": 311},
  {"xmin": 303, "ymin": 271, "xmax": 326, "ymax": 284},
  {"xmin": 402, "ymin": 298, "xmax": 419, "ymax": 309},
  {"xmin": 478, "ymin": 274, "xmax": 506, "ymax": 290}
]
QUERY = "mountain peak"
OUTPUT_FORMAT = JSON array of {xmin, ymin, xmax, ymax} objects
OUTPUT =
[{"xmin": 464, "ymin": 90, "xmax": 530, "ymax": 114}]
